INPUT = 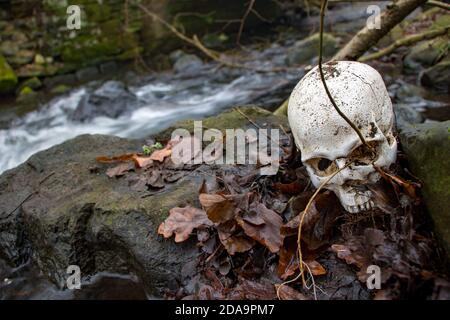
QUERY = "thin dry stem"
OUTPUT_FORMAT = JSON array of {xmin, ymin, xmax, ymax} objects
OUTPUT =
[{"xmin": 318, "ymin": 0, "xmax": 370, "ymax": 149}]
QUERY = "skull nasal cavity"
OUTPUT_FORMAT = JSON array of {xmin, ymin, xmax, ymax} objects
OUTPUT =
[{"xmin": 318, "ymin": 158, "xmax": 332, "ymax": 171}]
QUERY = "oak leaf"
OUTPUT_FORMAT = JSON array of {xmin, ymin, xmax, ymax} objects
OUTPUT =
[
  {"xmin": 158, "ymin": 206, "xmax": 213, "ymax": 242},
  {"xmin": 236, "ymin": 203, "xmax": 283, "ymax": 253}
]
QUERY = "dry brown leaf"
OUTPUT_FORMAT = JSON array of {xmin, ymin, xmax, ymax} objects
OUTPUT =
[
  {"xmin": 305, "ymin": 260, "xmax": 326, "ymax": 276},
  {"xmin": 96, "ymin": 153, "xmax": 137, "ymax": 163},
  {"xmin": 229, "ymin": 279, "xmax": 277, "ymax": 300},
  {"xmin": 376, "ymin": 167, "xmax": 420, "ymax": 201},
  {"xmin": 282, "ymin": 191, "xmax": 341, "ymax": 251},
  {"xmin": 367, "ymin": 182, "xmax": 397, "ymax": 213},
  {"xmin": 146, "ymin": 137, "xmax": 184, "ymax": 163},
  {"xmin": 97, "ymin": 153, "xmax": 153, "ymax": 169},
  {"xmin": 277, "ymin": 237, "xmax": 299, "ymax": 280},
  {"xmin": 106, "ymin": 162, "xmax": 134, "ymax": 178},
  {"xmin": 274, "ymin": 180, "xmax": 305, "ymax": 195},
  {"xmin": 149, "ymin": 148, "xmax": 172, "ymax": 162},
  {"xmin": 331, "ymin": 244, "xmax": 366, "ymax": 269},
  {"xmin": 158, "ymin": 206, "xmax": 213, "ymax": 242},
  {"xmin": 275, "ymin": 284, "xmax": 308, "ymax": 300},
  {"xmin": 133, "ymin": 156, "xmax": 153, "ymax": 168},
  {"xmin": 277, "ymin": 236, "xmax": 318, "ymax": 280},
  {"xmin": 217, "ymin": 220, "xmax": 255, "ymax": 255},
  {"xmin": 236, "ymin": 202, "xmax": 283, "ymax": 253},
  {"xmin": 199, "ymin": 193, "xmax": 236, "ymax": 223}
]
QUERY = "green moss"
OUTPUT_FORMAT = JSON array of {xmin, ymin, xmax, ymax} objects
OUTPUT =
[
  {"xmin": 84, "ymin": 2, "xmax": 112, "ymax": 22},
  {"xmin": 50, "ymin": 84, "xmax": 71, "ymax": 94},
  {"xmin": 286, "ymin": 32, "xmax": 338, "ymax": 65},
  {"xmin": 61, "ymin": 35, "xmax": 121, "ymax": 64},
  {"xmin": 156, "ymin": 106, "xmax": 288, "ymax": 141},
  {"xmin": 19, "ymin": 86, "xmax": 34, "ymax": 95},
  {"xmin": 17, "ymin": 86, "xmax": 37, "ymax": 101},
  {"xmin": 19, "ymin": 77, "xmax": 42, "ymax": 91},
  {"xmin": 0, "ymin": 54, "xmax": 18, "ymax": 93},
  {"xmin": 432, "ymin": 13, "xmax": 450, "ymax": 29},
  {"xmin": 400, "ymin": 121, "xmax": 450, "ymax": 257}
]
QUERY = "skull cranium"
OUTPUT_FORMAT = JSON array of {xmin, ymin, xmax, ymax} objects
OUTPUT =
[{"xmin": 288, "ymin": 61, "xmax": 397, "ymax": 213}]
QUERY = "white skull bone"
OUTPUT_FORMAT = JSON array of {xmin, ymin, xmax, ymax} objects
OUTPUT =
[{"xmin": 287, "ymin": 61, "xmax": 397, "ymax": 213}]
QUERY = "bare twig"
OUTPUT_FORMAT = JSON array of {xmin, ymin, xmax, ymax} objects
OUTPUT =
[
  {"xmin": 297, "ymin": 161, "xmax": 351, "ymax": 286},
  {"xmin": 237, "ymin": 0, "xmax": 256, "ymax": 45},
  {"xmin": 276, "ymin": 162, "xmax": 351, "ymax": 298},
  {"xmin": 319, "ymin": 0, "xmax": 370, "ymax": 149},
  {"xmin": 359, "ymin": 26, "xmax": 450, "ymax": 62},
  {"xmin": 136, "ymin": 2, "xmax": 287, "ymax": 73},
  {"xmin": 1, "ymin": 172, "xmax": 55, "ymax": 220},
  {"xmin": 428, "ymin": 0, "xmax": 450, "ymax": 11},
  {"xmin": 234, "ymin": 107, "xmax": 262, "ymax": 129},
  {"xmin": 251, "ymin": 8, "xmax": 272, "ymax": 23}
]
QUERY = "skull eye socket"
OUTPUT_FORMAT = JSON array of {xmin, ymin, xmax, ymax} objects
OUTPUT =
[
  {"xmin": 348, "ymin": 141, "xmax": 379, "ymax": 165},
  {"xmin": 318, "ymin": 158, "xmax": 332, "ymax": 170},
  {"xmin": 307, "ymin": 158, "xmax": 338, "ymax": 176}
]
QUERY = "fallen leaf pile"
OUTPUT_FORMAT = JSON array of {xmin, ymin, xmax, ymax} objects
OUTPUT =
[
  {"xmin": 96, "ymin": 127, "xmax": 450, "ymax": 300},
  {"xmin": 96, "ymin": 136, "xmax": 200, "ymax": 193}
]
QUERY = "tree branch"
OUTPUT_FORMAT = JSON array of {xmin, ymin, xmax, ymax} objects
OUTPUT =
[
  {"xmin": 136, "ymin": 2, "xmax": 287, "ymax": 73},
  {"xmin": 333, "ymin": 0, "xmax": 429, "ymax": 61},
  {"xmin": 427, "ymin": 0, "xmax": 450, "ymax": 11},
  {"xmin": 359, "ymin": 26, "xmax": 450, "ymax": 61}
]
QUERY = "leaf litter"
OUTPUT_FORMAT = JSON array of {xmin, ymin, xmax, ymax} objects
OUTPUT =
[{"xmin": 96, "ymin": 125, "xmax": 450, "ymax": 300}]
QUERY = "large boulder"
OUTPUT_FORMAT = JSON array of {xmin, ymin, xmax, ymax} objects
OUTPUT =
[
  {"xmin": 0, "ymin": 106, "xmax": 288, "ymax": 296},
  {"xmin": 286, "ymin": 33, "xmax": 338, "ymax": 66},
  {"xmin": 0, "ymin": 134, "xmax": 201, "ymax": 295},
  {"xmin": 71, "ymin": 81, "xmax": 140, "ymax": 122},
  {"xmin": 170, "ymin": 50, "xmax": 204, "ymax": 74},
  {"xmin": 420, "ymin": 60, "xmax": 450, "ymax": 93},
  {"xmin": 394, "ymin": 104, "xmax": 424, "ymax": 130},
  {"xmin": 403, "ymin": 37, "xmax": 449, "ymax": 72},
  {"xmin": 399, "ymin": 121, "xmax": 450, "ymax": 257}
]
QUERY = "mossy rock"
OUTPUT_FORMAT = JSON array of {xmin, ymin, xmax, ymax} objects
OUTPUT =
[
  {"xmin": 403, "ymin": 36, "xmax": 449, "ymax": 71},
  {"xmin": 399, "ymin": 121, "xmax": 450, "ymax": 258},
  {"xmin": 156, "ymin": 106, "xmax": 289, "ymax": 141},
  {"xmin": 61, "ymin": 36, "xmax": 122, "ymax": 64},
  {"xmin": 286, "ymin": 33, "xmax": 338, "ymax": 66},
  {"xmin": 420, "ymin": 60, "xmax": 450, "ymax": 92},
  {"xmin": 18, "ymin": 77, "xmax": 42, "ymax": 92},
  {"xmin": 0, "ymin": 54, "xmax": 18, "ymax": 93},
  {"xmin": 16, "ymin": 86, "xmax": 37, "ymax": 102},
  {"xmin": 50, "ymin": 84, "xmax": 71, "ymax": 94}
]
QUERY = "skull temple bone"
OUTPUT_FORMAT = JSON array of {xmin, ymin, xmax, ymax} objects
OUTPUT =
[{"xmin": 288, "ymin": 61, "xmax": 397, "ymax": 213}]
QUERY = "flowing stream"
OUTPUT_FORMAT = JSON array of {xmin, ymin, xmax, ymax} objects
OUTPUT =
[{"xmin": 0, "ymin": 43, "xmax": 299, "ymax": 174}]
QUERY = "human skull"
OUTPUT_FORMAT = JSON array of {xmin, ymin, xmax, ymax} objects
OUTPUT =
[{"xmin": 288, "ymin": 61, "xmax": 397, "ymax": 213}]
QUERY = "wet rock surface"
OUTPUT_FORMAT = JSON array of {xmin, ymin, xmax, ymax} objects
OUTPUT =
[
  {"xmin": 71, "ymin": 81, "xmax": 140, "ymax": 121},
  {"xmin": 286, "ymin": 33, "xmax": 338, "ymax": 66},
  {"xmin": 399, "ymin": 120, "xmax": 450, "ymax": 258},
  {"xmin": 420, "ymin": 60, "xmax": 450, "ymax": 93},
  {"xmin": 0, "ymin": 134, "xmax": 203, "ymax": 296},
  {"xmin": 0, "ymin": 107, "xmax": 289, "ymax": 298}
]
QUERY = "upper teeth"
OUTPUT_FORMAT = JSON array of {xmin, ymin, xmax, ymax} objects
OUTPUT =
[{"xmin": 345, "ymin": 200, "xmax": 375, "ymax": 213}]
